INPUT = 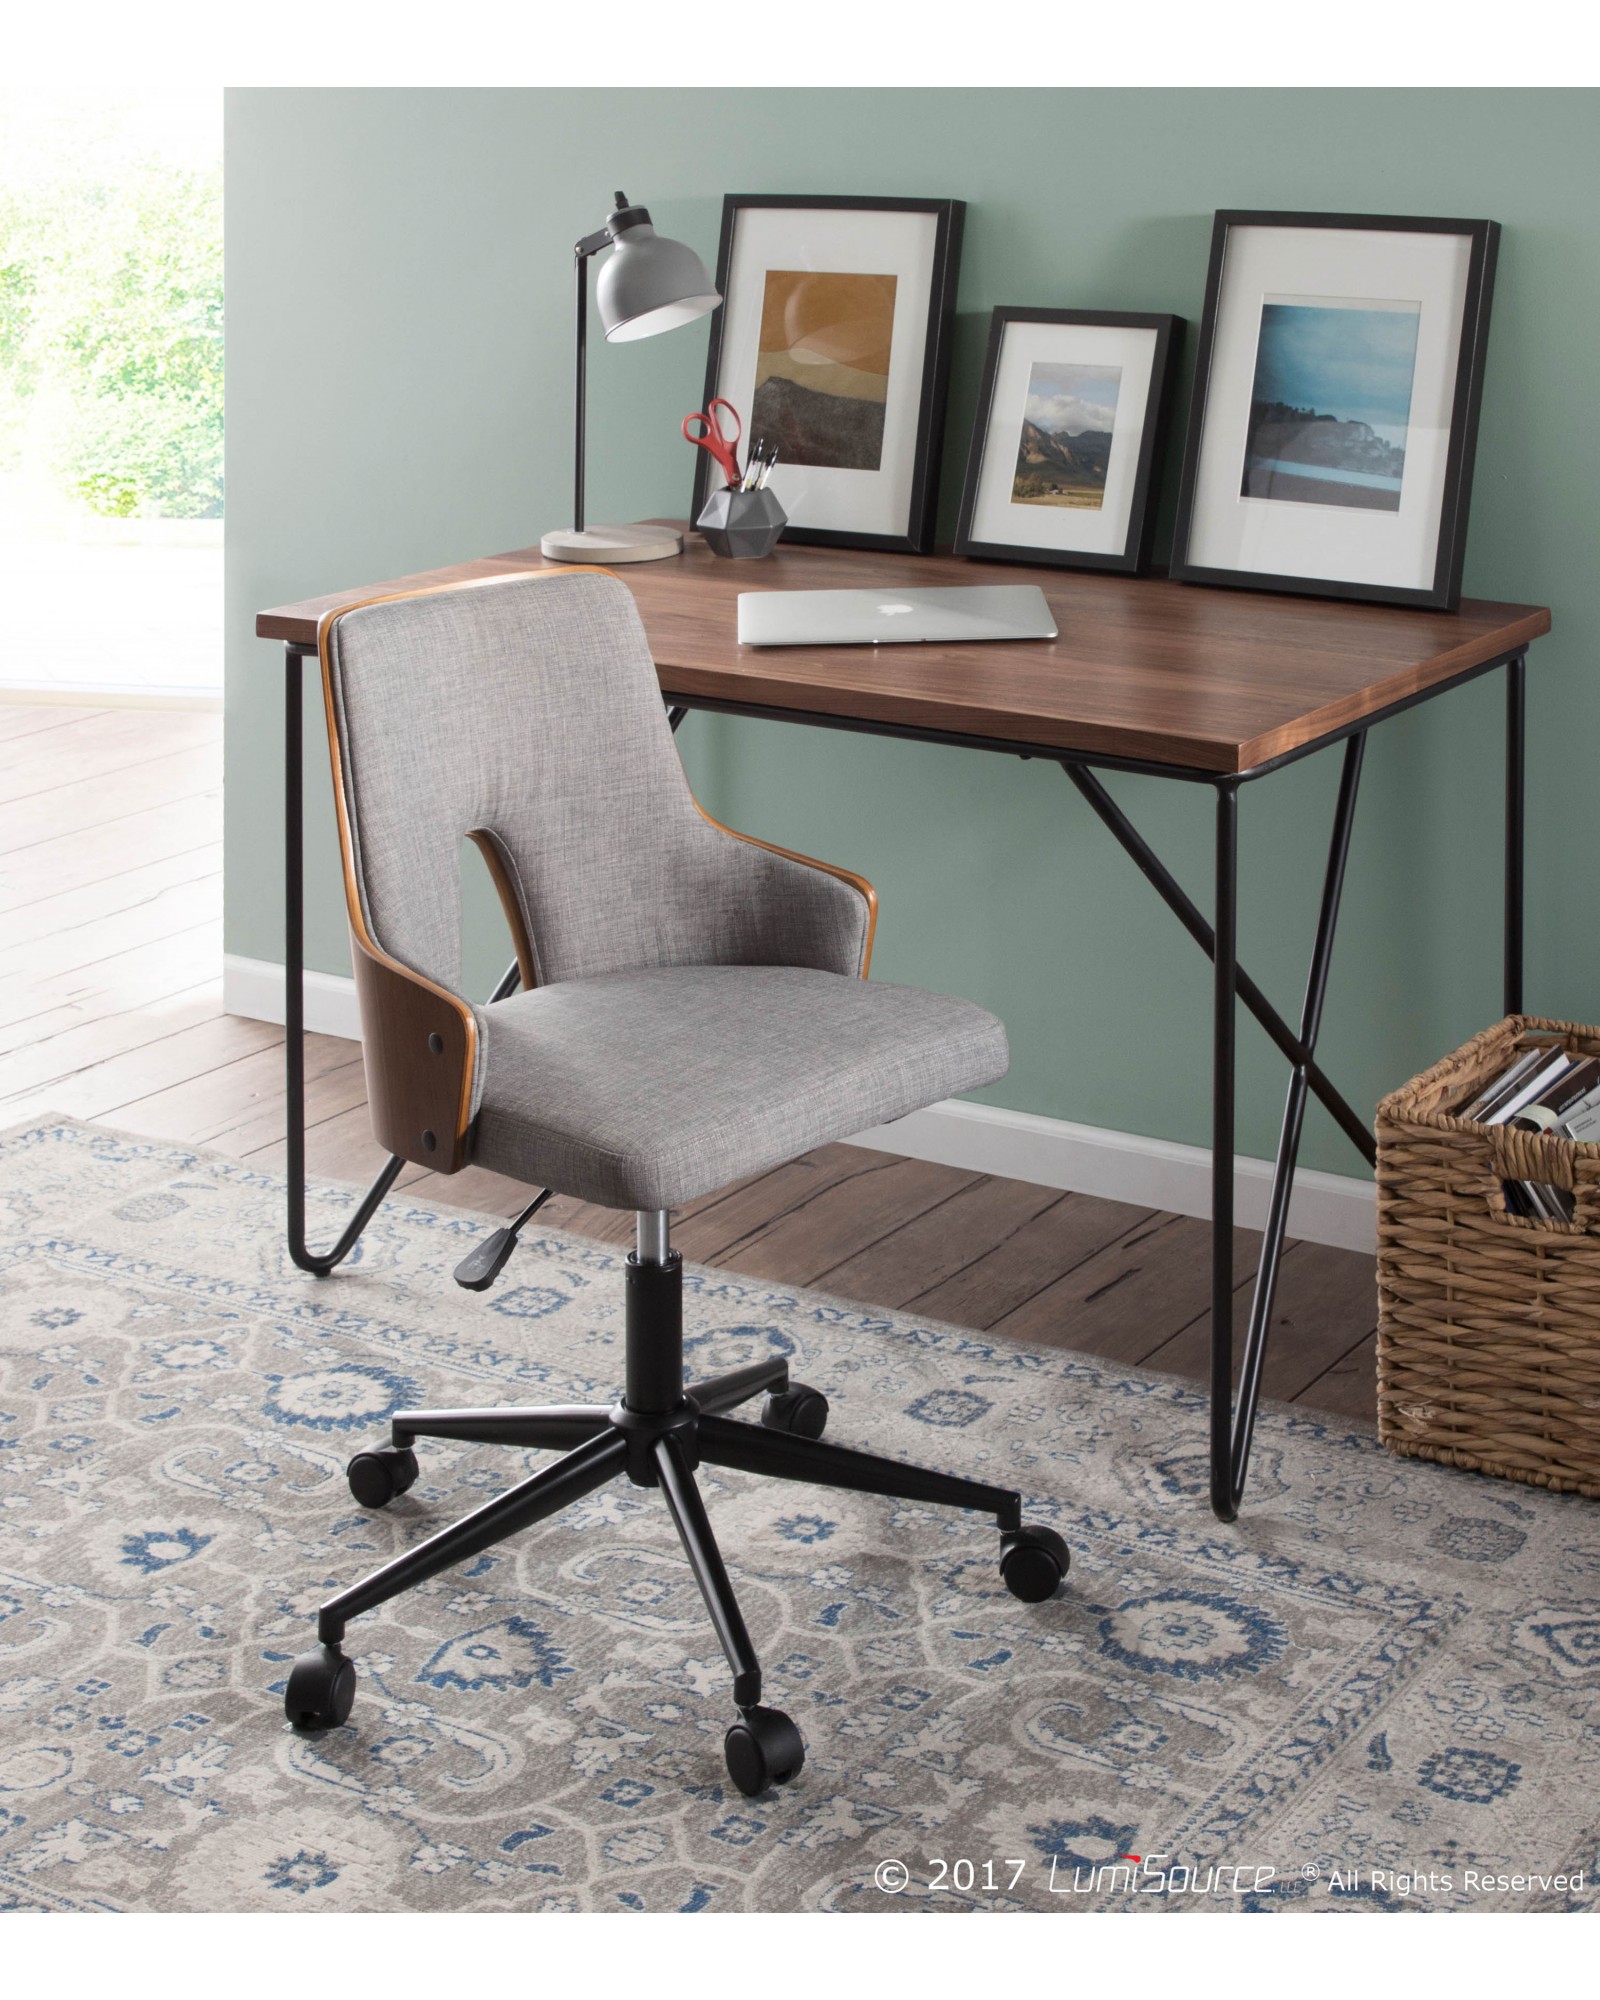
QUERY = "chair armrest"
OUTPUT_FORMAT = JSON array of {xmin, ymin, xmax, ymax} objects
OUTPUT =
[
  {"xmin": 696, "ymin": 803, "xmax": 878, "ymax": 978},
  {"xmin": 350, "ymin": 932, "xmax": 478, "ymax": 1171}
]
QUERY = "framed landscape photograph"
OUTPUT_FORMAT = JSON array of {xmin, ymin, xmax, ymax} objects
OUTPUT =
[
  {"xmin": 1170, "ymin": 211, "xmax": 1499, "ymax": 610},
  {"xmin": 953, "ymin": 308, "xmax": 1182, "ymax": 573},
  {"xmin": 692, "ymin": 195, "xmax": 964, "ymax": 552}
]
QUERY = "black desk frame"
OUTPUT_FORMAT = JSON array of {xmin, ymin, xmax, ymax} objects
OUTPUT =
[{"xmin": 279, "ymin": 638, "xmax": 1528, "ymax": 1520}]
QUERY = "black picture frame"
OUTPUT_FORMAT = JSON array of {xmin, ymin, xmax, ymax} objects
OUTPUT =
[
  {"xmin": 1169, "ymin": 210, "xmax": 1499, "ymax": 612},
  {"xmin": 953, "ymin": 308, "xmax": 1182, "ymax": 574},
  {"xmin": 691, "ymin": 194, "xmax": 964, "ymax": 554}
]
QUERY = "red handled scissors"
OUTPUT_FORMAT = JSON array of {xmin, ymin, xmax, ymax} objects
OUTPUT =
[{"xmin": 682, "ymin": 397, "xmax": 743, "ymax": 490}]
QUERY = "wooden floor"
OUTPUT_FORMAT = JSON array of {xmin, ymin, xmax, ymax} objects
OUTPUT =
[{"xmin": 0, "ymin": 702, "xmax": 1379, "ymax": 1424}]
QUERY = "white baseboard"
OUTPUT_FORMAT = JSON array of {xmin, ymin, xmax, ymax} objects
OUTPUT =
[
  {"xmin": 223, "ymin": 952, "xmax": 1375, "ymax": 1253},
  {"xmin": 850, "ymin": 1100, "xmax": 1374, "ymax": 1254},
  {"xmin": 224, "ymin": 952, "xmax": 362, "ymax": 1042}
]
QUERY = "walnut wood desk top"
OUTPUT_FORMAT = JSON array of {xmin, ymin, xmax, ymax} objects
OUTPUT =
[{"xmin": 257, "ymin": 528, "xmax": 1550, "ymax": 776}]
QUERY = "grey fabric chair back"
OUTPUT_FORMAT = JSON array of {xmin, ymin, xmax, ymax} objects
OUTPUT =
[{"xmin": 323, "ymin": 571, "xmax": 866, "ymax": 994}]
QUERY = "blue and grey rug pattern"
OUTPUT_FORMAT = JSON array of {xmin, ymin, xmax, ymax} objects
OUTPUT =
[{"xmin": 0, "ymin": 1122, "xmax": 1596, "ymax": 1912}]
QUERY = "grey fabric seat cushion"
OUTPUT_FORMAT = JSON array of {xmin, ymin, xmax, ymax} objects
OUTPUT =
[{"xmin": 470, "ymin": 965, "xmax": 1009, "ymax": 1211}]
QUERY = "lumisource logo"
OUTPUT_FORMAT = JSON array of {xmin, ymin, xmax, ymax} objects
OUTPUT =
[{"xmin": 1048, "ymin": 1853, "xmax": 1279, "ymax": 1897}]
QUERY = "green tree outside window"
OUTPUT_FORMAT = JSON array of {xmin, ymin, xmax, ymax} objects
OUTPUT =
[{"xmin": 0, "ymin": 152, "xmax": 222, "ymax": 519}]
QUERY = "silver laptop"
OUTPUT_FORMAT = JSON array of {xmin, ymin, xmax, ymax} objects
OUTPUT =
[{"xmin": 737, "ymin": 584, "xmax": 1057, "ymax": 648}]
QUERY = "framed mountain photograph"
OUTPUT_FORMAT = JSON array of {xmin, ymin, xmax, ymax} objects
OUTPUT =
[
  {"xmin": 692, "ymin": 196, "xmax": 964, "ymax": 552},
  {"xmin": 1170, "ymin": 211, "xmax": 1499, "ymax": 609},
  {"xmin": 954, "ymin": 309, "xmax": 1182, "ymax": 574}
]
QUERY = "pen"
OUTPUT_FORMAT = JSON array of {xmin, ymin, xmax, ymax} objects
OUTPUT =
[{"xmin": 756, "ymin": 445, "xmax": 780, "ymax": 491}]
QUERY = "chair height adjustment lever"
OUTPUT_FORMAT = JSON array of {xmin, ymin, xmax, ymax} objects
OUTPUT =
[{"xmin": 452, "ymin": 1189, "xmax": 553, "ymax": 1291}]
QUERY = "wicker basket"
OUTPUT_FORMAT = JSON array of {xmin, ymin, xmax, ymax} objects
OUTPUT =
[{"xmin": 1377, "ymin": 1014, "xmax": 1600, "ymax": 1498}]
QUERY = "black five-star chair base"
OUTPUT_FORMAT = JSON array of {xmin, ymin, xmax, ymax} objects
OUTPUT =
[{"xmin": 284, "ymin": 1242, "xmax": 1069, "ymax": 1797}]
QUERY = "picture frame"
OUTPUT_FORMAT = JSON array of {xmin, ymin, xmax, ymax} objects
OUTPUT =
[
  {"xmin": 1170, "ymin": 210, "xmax": 1499, "ymax": 611},
  {"xmin": 953, "ymin": 308, "xmax": 1182, "ymax": 574},
  {"xmin": 691, "ymin": 195, "xmax": 964, "ymax": 553}
]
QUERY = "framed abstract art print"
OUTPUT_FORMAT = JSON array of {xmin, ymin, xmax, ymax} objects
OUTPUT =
[
  {"xmin": 692, "ymin": 195, "xmax": 964, "ymax": 553},
  {"xmin": 1170, "ymin": 211, "xmax": 1499, "ymax": 610},
  {"xmin": 954, "ymin": 308, "xmax": 1182, "ymax": 573}
]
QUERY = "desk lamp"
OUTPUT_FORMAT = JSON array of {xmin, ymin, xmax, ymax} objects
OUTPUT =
[{"xmin": 540, "ymin": 192, "xmax": 721, "ymax": 564}]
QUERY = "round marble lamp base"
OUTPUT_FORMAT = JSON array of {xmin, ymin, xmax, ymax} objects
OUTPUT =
[{"xmin": 539, "ymin": 523, "xmax": 683, "ymax": 564}]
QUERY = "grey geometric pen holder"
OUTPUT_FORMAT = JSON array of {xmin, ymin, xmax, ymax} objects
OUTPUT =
[{"xmin": 695, "ymin": 484, "xmax": 787, "ymax": 559}]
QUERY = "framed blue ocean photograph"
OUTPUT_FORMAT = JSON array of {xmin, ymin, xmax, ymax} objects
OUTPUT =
[
  {"xmin": 1242, "ymin": 299, "xmax": 1421, "ymax": 512},
  {"xmin": 1172, "ymin": 213, "xmax": 1499, "ymax": 610}
]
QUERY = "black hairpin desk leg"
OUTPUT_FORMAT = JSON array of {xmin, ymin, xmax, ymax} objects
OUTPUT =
[
  {"xmin": 1506, "ymin": 652, "xmax": 1525, "ymax": 1017},
  {"xmin": 283, "ymin": 646, "xmax": 400, "ymax": 1275},
  {"xmin": 283, "ymin": 644, "xmax": 519, "ymax": 1276},
  {"xmin": 1210, "ymin": 782, "xmax": 1241, "ymax": 1519},
  {"xmin": 1212, "ymin": 736, "xmax": 1367, "ymax": 1519},
  {"xmin": 1063, "ymin": 744, "xmax": 1372, "ymax": 1517},
  {"xmin": 1066, "ymin": 683, "xmax": 1523, "ymax": 1518}
]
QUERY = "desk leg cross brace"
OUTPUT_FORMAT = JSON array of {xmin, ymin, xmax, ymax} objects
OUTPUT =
[{"xmin": 1064, "ymin": 735, "xmax": 1369, "ymax": 1521}]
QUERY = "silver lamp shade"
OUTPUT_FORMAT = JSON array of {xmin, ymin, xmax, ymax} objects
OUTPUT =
[{"xmin": 597, "ymin": 220, "xmax": 720, "ymax": 342}]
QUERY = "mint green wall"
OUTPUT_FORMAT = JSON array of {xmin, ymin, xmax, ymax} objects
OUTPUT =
[{"xmin": 224, "ymin": 88, "xmax": 1598, "ymax": 1177}]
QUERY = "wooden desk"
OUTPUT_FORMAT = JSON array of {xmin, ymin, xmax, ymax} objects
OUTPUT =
[{"xmin": 260, "ymin": 532, "xmax": 1550, "ymax": 1518}]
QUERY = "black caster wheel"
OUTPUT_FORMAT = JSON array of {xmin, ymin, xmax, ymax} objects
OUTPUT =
[
  {"xmin": 284, "ymin": 1645, "xmax": 357, "ymax": 1731},
  {"xmin": 1000, "ymin": 1524, "xmax": 1070, "ymax": 1603},
  {"xmin": 760, "ymin": 1383, "xmax": 829, "ymax": 1440},
  {"xmin": 346, "ymin": 1446, "xmax": 418, "ymax": 1509},
  {"xmin": 724, "ymin": 1705, "xmax": 805, "ymax": 1797}
]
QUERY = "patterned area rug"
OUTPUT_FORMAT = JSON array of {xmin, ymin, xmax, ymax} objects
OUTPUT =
[{"xmin": 1, "ymin": 1120, "xmax": 1597, "ymax": 1914}]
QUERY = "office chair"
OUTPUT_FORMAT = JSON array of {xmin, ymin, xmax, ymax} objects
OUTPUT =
[{"xmin": 283, "ymin": 568, "xmax": 1068, "ymax": 1796}]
